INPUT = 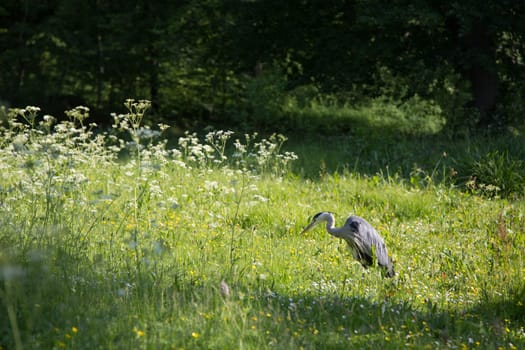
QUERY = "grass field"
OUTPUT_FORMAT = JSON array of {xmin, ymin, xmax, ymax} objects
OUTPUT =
[{"xmin": 1, "ymin": 102, "xmax": 524, "ymax": 349}]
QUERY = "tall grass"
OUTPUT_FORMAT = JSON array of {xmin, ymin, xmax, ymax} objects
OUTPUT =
[
  {"xmin": 287, "ymin": 131, "xmax": 525, "ymax": 199},
  {"xmin": 0, "ymin": 101, "xmax": 524, "ymax": 349},
  {"xmin": 284, "ymin": 94, "xmax": 446, "ymax": 137}
]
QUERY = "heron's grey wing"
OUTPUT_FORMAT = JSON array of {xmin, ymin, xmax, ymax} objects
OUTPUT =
[
  {"xmin": 363, "ymin": 223, "xmax": 395, "ymax": 276},
  {"xmin": 372, "ymin": 238, "xmax": 395, "ymax": 277},
  {"xmin": 344, "ymin": 216, "xmax": 374, "ymax": 266},
  {"xmin": 345, "ymin": 216, "xmax": 366, "ymax": 233},
  {"xmin": 373, "ymin": 240, "xmax": 392, "ymax": 268},
  {"xmin": 346, "ymin": 216, "xmax": 392, "ymax": 267}
]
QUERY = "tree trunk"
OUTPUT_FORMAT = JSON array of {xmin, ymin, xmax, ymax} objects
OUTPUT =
[
  {"xmin": 462, "ymin": 20, "xmax": 499, "ymax": 126},
  {"xmin": 149, "ymin": 49, "xmax": 159, "ymax": 114}
]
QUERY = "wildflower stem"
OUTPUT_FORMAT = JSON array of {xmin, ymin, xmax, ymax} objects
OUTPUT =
[{"xmin": 229, "ymin": 171, "xmax": 247, "ymax": 274}]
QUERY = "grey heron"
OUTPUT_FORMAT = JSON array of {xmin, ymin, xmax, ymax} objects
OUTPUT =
[{"xmin": 301, "ymin": 212, "xmax": 395, "ymax": 278}]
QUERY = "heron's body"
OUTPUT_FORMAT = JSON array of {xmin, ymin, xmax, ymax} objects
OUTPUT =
[{"xmin": 301, "ymin": 212, "xmax": 395, "ymax": 278}]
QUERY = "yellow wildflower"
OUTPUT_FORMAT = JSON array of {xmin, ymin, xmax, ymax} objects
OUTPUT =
[{"xmin": 133, "ymin": 327, "xmax": 145, "ymax": 337}]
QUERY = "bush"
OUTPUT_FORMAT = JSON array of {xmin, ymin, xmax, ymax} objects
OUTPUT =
[
  {"xmin": 235, "ymin": 66, "xmax": 288, "ymax": 130},
  {"xmin": 454, "ymin": 149, "xmax": 525, "ymax": 198}
]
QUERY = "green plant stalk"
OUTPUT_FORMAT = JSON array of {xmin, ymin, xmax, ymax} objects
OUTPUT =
[
  {"xmin": 229, "ymin": 171, "xmax": 247, "ymax": 275},
  {"xmin": 1, "ymin": 284, "xmax": 23, "ymax": 350}
]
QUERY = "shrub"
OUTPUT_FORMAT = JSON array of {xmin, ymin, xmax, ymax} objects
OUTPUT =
[
  {"xmin": 236, "ymin": 66, "xmax": 288, "ymax": 130},
  {"xmin": 455, "ymin": 150, "xmax": 525, "ymax": 198}
]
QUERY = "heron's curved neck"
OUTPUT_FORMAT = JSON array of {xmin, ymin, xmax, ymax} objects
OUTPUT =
[{"xmin": 325, "ymin": 216, "xmax": 345, "ymax": 238}]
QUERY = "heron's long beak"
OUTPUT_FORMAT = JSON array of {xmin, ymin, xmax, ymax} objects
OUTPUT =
[{"xmin": 300, "ymin": 220, "xmax": 319, "ymax": 234}]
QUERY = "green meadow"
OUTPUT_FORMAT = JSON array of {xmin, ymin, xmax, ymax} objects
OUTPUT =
[{"xmin": 0, "ymin": 101, "xmax": 524, "ymax": 349}]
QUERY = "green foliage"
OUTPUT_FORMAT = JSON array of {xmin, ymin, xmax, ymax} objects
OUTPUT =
[
  {"xmin": 283, "ymin": 93, "xmax": 445, "ymax": 137},
  {"xmin": 364, "ymin": 95, "xmax": 445, "ymax": 135},
  {"xmin": 454, "ymin": 149, "xmax": 525, "ymax": 198},
  {"xmin": 286, "ymin": 132, "xmax": 525, "ymax": 202},
  {"xmin": 1, "ymin": 1, "xmax": 525, "ymax": 130},
  {"xmin": 237, "ymin": 66, "xmax": 288, "ymax": 130},
  {"xmin": 1, "ymin": 103, "xmax": 525, "ymax": 349}
]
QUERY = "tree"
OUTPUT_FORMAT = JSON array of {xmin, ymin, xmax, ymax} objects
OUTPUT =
[
  {"xmin": 0, "ymin": 0, "xmax": 60, "ymax": 107},
  {"xmin": 226, "ymin": 0, "xmax": 525, "ymax": 128},
  {"xmin": 1, "ymin": 0, "xmax": 524, "ymax": 129}
]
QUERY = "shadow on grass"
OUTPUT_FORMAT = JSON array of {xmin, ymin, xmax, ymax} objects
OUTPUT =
[
  {"xmin": 255, "ymin": 283, "xmax": 525, "ymax": 349},
  {"xmin": 2, "ymin": 242, "xmax": 524, "ymax": 349},
  {"xmin": 288, "ymin": 131, "xmax": 525, "ymax": 178}
]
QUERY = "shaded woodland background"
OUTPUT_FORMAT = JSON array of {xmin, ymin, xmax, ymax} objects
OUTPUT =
[{"xmin": 1, "ymin": 0, "xmax": 524, "ymax": 134}]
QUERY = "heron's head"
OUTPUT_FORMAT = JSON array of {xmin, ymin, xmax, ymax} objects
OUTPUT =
[{"xmin": 300, "ymin": 212, "xmax": 333, "ymax": 234}]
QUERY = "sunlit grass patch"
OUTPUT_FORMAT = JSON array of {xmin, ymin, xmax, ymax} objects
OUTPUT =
[{"xmin": 0, "ymin": 101, "xmax": 524, "ymax": 349}]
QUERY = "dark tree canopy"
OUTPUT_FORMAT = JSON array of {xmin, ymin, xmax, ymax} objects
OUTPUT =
[{"xmin": 0, "ymin": 0, "xmax": 524, "ymax": 130}]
